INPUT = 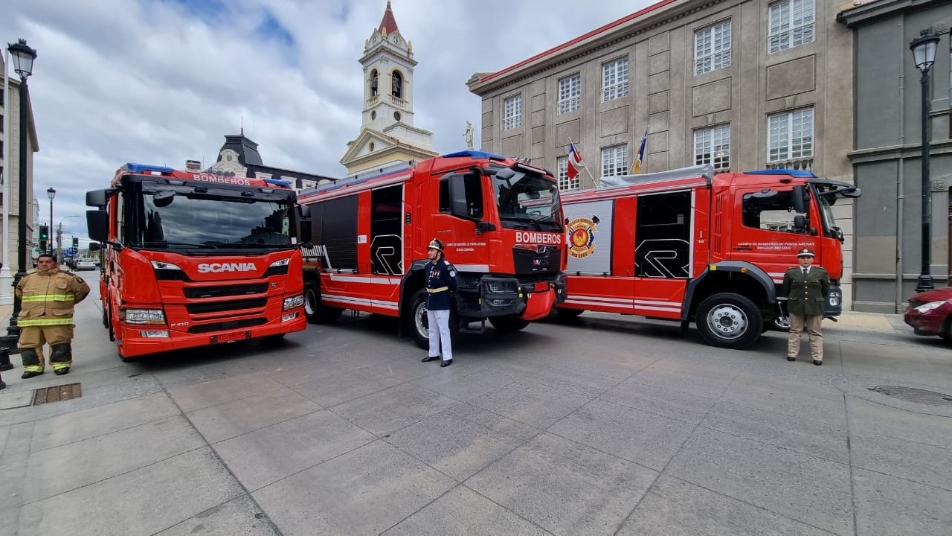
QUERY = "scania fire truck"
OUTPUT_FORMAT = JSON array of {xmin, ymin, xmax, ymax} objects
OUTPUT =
[
  {"xmin": 86, "ymin": 163, "xmax": 308, "ymax": 360},
  {"xmin": 557, "ymin": 165, "xmax": 860, "ymax": 349},
  {"xmin": 296, "ymin": 150, "xmax": 567, "ymax": 347}
]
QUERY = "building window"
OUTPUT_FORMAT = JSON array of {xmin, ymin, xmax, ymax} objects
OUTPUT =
[
  {"xmin": 601, "ymin": 145, "xmax": 629, "ymax": 178},
  {"xmin": 503, "ymin": 95, "xmax": 522, "ymax": 130},
  {"xmin": 557, "ymin": 156, "xmax": 578, "ymax": 191},
  {"xmin": 602, "ymin": 58, "xmax": 629, "ymax": 102},
  {"xmin": 768, "ymin": 107, "xmax": 814, "ymax": 162},
  {"xmin": 558, "ymin": 74, "xmax": 581, "ymax": 115},
  {"xmin": 695, "ymin": 20, "xmax": 731, "ymax": 75},
  {"xmin": 369, "ymin": 69, "xmax": 378, "ymax": 97},
  {"xmin": 392, "ymin": 71, "xmax": 403, "ymax": 99},
  {"xmin": 694, "ymin": 124, "xmax": 731, "ymax": 170},
  {"xmin": 768, "ymin": 0, "xmax": 815, "ymax": 54}
]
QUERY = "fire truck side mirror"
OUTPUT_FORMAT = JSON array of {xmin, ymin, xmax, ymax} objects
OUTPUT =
[
  {"xmin": 296, "ymin": 205, "xmax": 312, "ymax": 243},
  {"xmin": 89, "ymin": 242, "xmax": 102, "ymax": 252},
  {"xmin": 86, "ymin": 210, "xmax": 110, "ymax": 243},
  {"xmin": 86, "ymin": 189, "xmax": 110, "ymax": 208},
  {"xmin": 791, "ymin": 185, "xmax": 807, "ymax": 214}
]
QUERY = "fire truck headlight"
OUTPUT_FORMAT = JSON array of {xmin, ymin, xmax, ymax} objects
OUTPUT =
[
  {"xmin": 487, "ymin": 281, "xmax": 517, "ymax": 293},
  {"xmin": 150, "ymin": 260, "xmax": 183, "ymax": 271},
  {"xmin": 283, "ymin": 294, "xmax": 305, "ymax": 310},
  {"xmin": 270, "ymin": 258, "xmax": 291, "ymax": 268},
  {"xmin": 121, "ymin": 308, "xmax": 167, "ymax": 325}
]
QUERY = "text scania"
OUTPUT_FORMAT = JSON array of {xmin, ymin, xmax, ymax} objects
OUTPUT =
[
  {"xmin": 197, "ymin": 262, "xmax": 258, "ymax": 273},
  {"xmin": 515, "ymin": 232, "xmax": 563, "ymax": 245}
]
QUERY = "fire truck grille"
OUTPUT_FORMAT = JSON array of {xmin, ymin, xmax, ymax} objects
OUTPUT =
[
  {"xmin": 185, "ymin": 298, "xmax": 268, "ymax": 314},
  {"xmin": 187, "ymin": 317, "xmax": 268, "ymax": 334},
  {"xmin": 183, "ymin": 284, "xmax": 269, "ymax": 299}
]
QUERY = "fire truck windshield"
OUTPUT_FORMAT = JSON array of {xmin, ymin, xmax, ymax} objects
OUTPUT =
[
  {"xmin": 127, "ymin": 192, "xmax": 293, "ymax": 250},
  {"xmin": 491, "ymin": 170, "xmax": 562, "ymax": 232}
]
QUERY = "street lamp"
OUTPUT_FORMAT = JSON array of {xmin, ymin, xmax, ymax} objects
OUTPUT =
[
  {"xmin": 4, "ymin": 38, "xmax": 38, "ymax": 343},
  {"xmin": 47, "ymin": 187, "xmax": 55, "ymax": 256},
  {"xmin": 910, "ymin": 30, "xmax": 940, "ymax": 293}
]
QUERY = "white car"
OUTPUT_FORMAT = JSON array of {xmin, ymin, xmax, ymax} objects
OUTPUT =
[{"xmin": 75, "ymin": 258, "xmax": 97, "ymax": 271}]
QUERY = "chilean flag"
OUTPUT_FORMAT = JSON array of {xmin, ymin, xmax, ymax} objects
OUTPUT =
[{"xmin": 567, "ymin": 142, "xmax": 584, "ymax": 179}]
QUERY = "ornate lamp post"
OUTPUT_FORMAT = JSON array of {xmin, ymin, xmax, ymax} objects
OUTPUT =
[
  {"xmin": 910, "ymin": 30, "xmax": 940, "ymax": 293},
  {"xmin": 3, "ymin": 38, "xmax": 37, "ymax": 344}
]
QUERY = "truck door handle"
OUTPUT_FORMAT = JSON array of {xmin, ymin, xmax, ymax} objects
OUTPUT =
[{"xmin": 733, "ymin": 245, "xmax": 752, "ymax": 251}]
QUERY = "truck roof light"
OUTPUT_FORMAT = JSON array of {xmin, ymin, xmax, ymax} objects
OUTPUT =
[
  {"xmin": 264, "ymin": 178, "xmax": 292, "ymax": 188},
  {"xmin": 441, "ymin": 150, "xmax": 507, "ymax": 161},
  {"xmin": 123, "ymin": 163, "xmax": 175, "ymax": 175},
  {"xmin": 743, "ymin": 169, "xmax": 816, "ymax": 178}
]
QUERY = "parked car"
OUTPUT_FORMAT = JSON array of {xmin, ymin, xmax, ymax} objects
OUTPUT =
[
  {"xmin": 903, "ymin": 287, "xmax": 952, "ymax": 341},
  {"xmin": 75, "ymin": 258, "xmax": 97, "ymax": 271}
]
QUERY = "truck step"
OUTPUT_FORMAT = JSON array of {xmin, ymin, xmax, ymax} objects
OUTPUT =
[{"xmin": 458, "ymin": 319, "xmax": 485, "ymax": 335}]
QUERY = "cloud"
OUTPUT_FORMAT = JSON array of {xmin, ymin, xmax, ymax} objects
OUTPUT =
[{"xmin": 2, "ymin": 0, "xmax": 651, "ymax": 243}]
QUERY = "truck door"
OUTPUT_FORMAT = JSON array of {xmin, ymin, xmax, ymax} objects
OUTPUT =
[
  {"xmin": 730, "ymin": 186, "xmax": 817, "ymax": 285},
  {"xmin": 632, "ymin": 190, "xmax": 693, "ymax": 319}
]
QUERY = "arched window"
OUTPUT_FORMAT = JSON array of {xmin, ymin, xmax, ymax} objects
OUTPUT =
[
  {"xmin": 370, "ymin": 69, "xmax": 378, "ymax": 97},
  {"xmin": 392, "ymin": 71, "xmax": 403, "ymax": 99}
]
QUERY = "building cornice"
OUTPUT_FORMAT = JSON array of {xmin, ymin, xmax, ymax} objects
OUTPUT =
[
  {"xmin": 468, "ymin": 0, "xmax": 727, "ymax": 95},
  {"xmin": 837, "ymin": 0, "xmax": 952, "ymax": 27}
]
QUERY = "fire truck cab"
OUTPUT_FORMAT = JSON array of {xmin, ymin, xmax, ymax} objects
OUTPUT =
[
  {"xmin": 86, "ymin": 163, "xmax": 308, "ymax": 360},
  {"xmin": 558, "ymin": 165, "xmax": 860, "ymax": 349},
  {"xmin": 296, "ymin": 150, "xmax": 567, "ymax": 348}
]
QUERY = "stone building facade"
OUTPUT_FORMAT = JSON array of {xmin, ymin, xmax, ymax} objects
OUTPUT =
[
  {"xmin": 468, "ymin": 0, "xmax": 857, "ymax": 307},
  {"xmin": 839, "ymin": 0, "xmax": 952, "ymax": 312}
]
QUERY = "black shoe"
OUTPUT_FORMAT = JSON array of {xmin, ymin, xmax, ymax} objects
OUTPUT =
[
  {"xmin": 421, "ymin": 356, "xmax": 440, "ymax": 363},
  {"xmin": 54, "ymin": 368, "xmax": 70, "ymax": 376},
  {"xmin": 813, "ymin": 360, "xmax": 822, "ymax": 366},
  {"xmin": 440, "ymin": 359, "xmax": 453, "ymax": 368},
  {"xmin": 786, "ymin": 356, "xmax": 796, "ymax": 362},
  {"xmin": 21, "ymin": 371, "xmax": 43, "ymax": 379}
]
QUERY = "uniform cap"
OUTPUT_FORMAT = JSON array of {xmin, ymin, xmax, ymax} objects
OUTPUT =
[
  {"xmin": 797, "ymin": 248, "xmax": 815, "ymax": 258},
  {"xmin": 428, "ymin": 238, "xmax": 444, "ymax": 252}
]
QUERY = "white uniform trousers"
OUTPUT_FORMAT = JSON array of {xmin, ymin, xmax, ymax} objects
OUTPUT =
[{"xmin": 427, "ymin": 309, "xmax": 453, "ymax": 362}]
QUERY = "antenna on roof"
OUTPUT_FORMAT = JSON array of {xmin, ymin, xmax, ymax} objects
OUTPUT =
[{"xmin": 240, "ymin": 115, "xmax": 244, "ymax": 136}]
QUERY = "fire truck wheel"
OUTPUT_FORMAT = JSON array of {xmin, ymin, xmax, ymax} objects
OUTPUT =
[
  {"xmin": 489, "ymin": 315, "xmax": 530, "ymax": 332},
  {"xmin": 696, "ymin": 293, "xmax": 763, "ymax": 349},
  {"xmin": 408, "ymin": 288, "xmax": 461, "ymax": 349},
  {"xmin": 304, "ymin": 282, "xmax": 342, "ymax": 324}
]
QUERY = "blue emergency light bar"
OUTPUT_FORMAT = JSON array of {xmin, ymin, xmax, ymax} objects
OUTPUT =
[
  {"xmin": 743, "ymin": 169, "xmax": 816, "ymax": 178},
  {"xmin": 441, "ymin": 150, "xmax": 507, "ymax": 161},
  {"xmin": 263, "ymin": 178, "xmax": 292, "ymax": 188},
  {"xmin": 123, "ymin": 163, "xmax": 175, "ymax": 174}
]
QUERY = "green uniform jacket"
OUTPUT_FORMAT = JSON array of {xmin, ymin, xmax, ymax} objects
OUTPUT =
[{"xmin": 782, "ymin": 266, "xmax": 830, "ymax": 317}]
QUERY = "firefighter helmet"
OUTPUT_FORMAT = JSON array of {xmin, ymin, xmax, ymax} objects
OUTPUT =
[{"xmin": 428, "ymin": 238, "xmax": 444, "ymax": 252}]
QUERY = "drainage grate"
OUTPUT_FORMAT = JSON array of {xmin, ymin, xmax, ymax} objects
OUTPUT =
[
  {"xmin": 868, "ymin": 386, "xmax": 952, "ymax": 407},
  {"xmin": 33, "ymin": 383, "xmax": 82, "ymax": 405}
]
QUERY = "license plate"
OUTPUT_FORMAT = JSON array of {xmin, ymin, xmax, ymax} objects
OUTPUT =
[{"xmin": 211, "ymin": 330, "xmax": 250, "ymax": 344}]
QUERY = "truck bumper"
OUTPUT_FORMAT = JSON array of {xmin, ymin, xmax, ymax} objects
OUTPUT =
[
  {"xmin": 117, "ymin": 308, "xmax": 307, "ymax": 359},
  {"xmin": 459, "ymin": 273, "xmax": 566, "ymax": 321}
]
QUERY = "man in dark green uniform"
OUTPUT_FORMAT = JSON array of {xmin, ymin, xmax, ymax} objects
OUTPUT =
[{"xmin": 782, "ymin": 248, "xmax": 830, "ymax": 365}]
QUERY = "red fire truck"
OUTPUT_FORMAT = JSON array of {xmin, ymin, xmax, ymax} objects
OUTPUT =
[
  {"xmin": 296, "ymin": 150, "xmax": 567, "ymax": 347},
  {"xmin": 86, "ymin": 163, "xmax": 308, "ymax": 360},
  {"xmin": 557, "ymin": 165, "xmax": 861, "ymax": 349}
]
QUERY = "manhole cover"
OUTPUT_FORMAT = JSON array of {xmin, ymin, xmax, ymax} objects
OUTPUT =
[
  {"xmin": 33, "ymin": 383, "xmax": 82, "ymax": 405},
  {"xmin": 868, "ymin": 386, "xmax": 952, "ymax": 407}
]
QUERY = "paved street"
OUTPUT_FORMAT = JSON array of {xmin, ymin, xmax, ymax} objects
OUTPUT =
[{"xmin": 0, "ymin": 284, "xmax": 950, "ymax": 536}]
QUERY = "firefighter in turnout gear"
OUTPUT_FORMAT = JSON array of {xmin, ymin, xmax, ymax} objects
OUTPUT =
[
  {"xmin": 15, "ymin": 253, "xmax": 90, "ymax": 378},
  {"xmin": 420, "ymin": 238, "xmax": 458, "ymax": 367},
  {"xmin": 782, "ymin": 248, "xmax": 830, "ymax": 366}
]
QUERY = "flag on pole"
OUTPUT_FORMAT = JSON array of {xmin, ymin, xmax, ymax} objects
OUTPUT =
[
  {"xmin": 631, "ymin": 128, "xmax": 648, "ymax": 174},
  {"xmin": 567, "ymin": 141, "xmax": 584, "ymax": 180}
]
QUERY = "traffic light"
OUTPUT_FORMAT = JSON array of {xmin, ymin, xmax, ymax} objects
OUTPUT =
[
  {"xmin": 39, "ymin": 225, "xmax": 49, "ymax": 253},
  {"xmin": 72, "ymin": 236, "xmax": 79, "ymax": 248}
]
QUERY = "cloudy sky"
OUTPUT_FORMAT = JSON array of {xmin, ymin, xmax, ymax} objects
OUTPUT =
[{"xmin": 3, "ymin": 0, "xmax": 654, "ymax": 245}]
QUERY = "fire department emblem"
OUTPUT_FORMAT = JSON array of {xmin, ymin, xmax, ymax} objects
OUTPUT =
[{"xmin": 567, "ymin": 217, "xmax": 597, "ymax": 259}]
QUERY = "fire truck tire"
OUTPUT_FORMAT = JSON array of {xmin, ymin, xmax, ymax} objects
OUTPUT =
[
  {"xmin": 489, "ymin": 315, "xmax": 530, "ymax": 332},
  {"xmin": 304, "ymin": 282, "xmax": 342, "ymax": 324},
  {"xmin": 408, "ymin": 288, "xmax": 460, "ymax": 350},
  {"xmin": 261, "ymin": 334, "xmax": 286, "ymax": 346},
  {"xmin": 696, "ymin": 293, "xmax": 763, "ymax": 349},
  {"xmin": 556, "ymin": 308, "xmax": 584, "ymax": 319}
]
